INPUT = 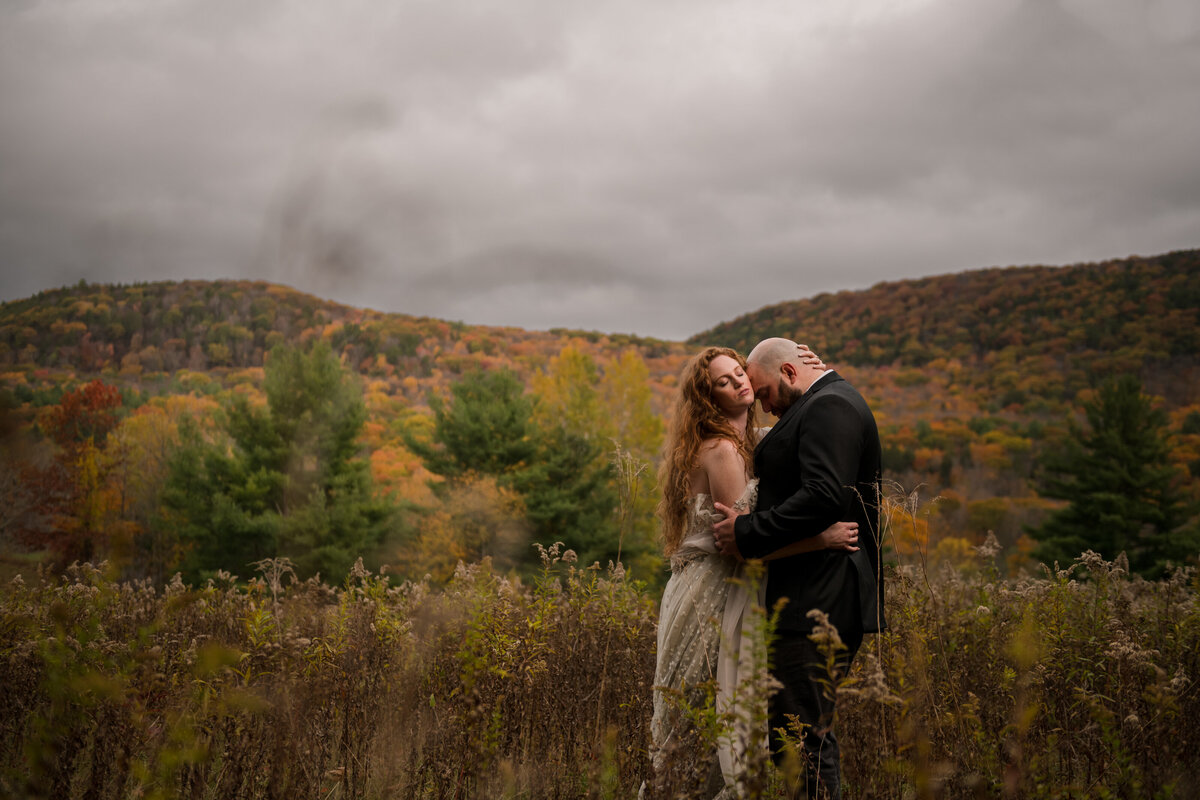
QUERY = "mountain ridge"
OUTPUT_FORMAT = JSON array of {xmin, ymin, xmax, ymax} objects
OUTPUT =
[
  {"xmin": 2, "ymin": 249, "xmax": 1197, "ymax": 416},
  {"xmin": 690, "ymin": 249, "xmax": 1200, "ymax": 406},
  {"xmin": 6, "ymin": 249, "xmax": 1198, "ymax": 364}
]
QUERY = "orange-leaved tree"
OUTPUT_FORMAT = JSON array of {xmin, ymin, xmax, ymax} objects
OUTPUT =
[{"xmin": 15, "ymin": 380, "xmax": 124, "ymax": 568}]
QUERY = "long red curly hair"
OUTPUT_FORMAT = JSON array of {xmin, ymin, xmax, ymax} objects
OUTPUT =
[{"xmin": 656, "ymin": 346, "xmax": 758, "ymax": 556}]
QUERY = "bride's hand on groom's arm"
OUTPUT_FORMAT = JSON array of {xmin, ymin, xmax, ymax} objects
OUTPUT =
[{"xmin": 712, "ymin": 502, "xmax": 744, "ymax": 560}]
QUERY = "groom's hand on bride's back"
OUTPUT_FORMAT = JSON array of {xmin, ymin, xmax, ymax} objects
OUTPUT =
[{"xmin": 712, "ymin": 502, "xmax": 744, "ymax": 560}]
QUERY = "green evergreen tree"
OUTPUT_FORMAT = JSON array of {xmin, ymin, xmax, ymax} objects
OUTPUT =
[
  {"xmin": 1030, "ymin": 375, "xmax": 1194, "ymax": 577},
  {"xmin": 406, "ymin": 368, "xmax": 538, "ymax": 480},
  {"xmin": 509, "ymin": 426, "xmax": 618, "ymax": 566},
  {"xmin": 410, "ymin": 367, "xmax": 619, "ymax": 569},
  {"xmin": 161, "ymin": 416, "xmax": 281, "ymax": 580},
  {"xmin": 163, "ymin": 342, "xmax": 391, "ymax": 582}
]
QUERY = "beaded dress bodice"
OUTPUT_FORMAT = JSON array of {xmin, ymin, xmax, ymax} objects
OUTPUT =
[{"xmin": 669, "ymin": 480, "xmax": 759, "ymax": 573}]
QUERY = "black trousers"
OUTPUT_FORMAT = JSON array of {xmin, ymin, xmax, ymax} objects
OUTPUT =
[{"xmin": 768, "ymin": 629, "xmax": 863, "ymax": 800}]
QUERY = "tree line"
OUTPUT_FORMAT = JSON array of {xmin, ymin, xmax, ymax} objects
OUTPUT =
[
  {"xmin": 2, "ymin": 341, "xmax": 665, "ymax": 585},
  {"xmin": 4, "ymin": 341, "xmax": 1196, "ymax": 584}
]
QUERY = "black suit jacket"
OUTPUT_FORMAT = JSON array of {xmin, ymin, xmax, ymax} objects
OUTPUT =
[{"xmin": 734, "ymin": 371, "xmax": 885, "ymax": 635}]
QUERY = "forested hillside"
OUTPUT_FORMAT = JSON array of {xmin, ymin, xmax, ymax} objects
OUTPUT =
[
  {"xmin": 1, "ymin": 251, "xmax": 1197, "ymax": 582},
  {"xmin": 0, "ymin": 279, "xmax": 688, "ymax": 408},
  {"xmin": 693, "ymin": 249, "xmax": 1200, "ymax": 406}
]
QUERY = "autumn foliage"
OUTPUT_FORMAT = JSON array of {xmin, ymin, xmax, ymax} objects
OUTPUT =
[
  {"xmin": 0, "ymin": 252, "xmax": 1198, "ymax": 798},
  {"xmin": 1, "ymin": 251, "xmax": 1197, "ymax": 581},
  {"xmin": 9, "ymin": 381, "xmax": 124, "ymax": 566}
]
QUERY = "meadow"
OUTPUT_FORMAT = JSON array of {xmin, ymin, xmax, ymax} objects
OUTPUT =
[
  {"xmin": 1, "ymin": 529, "xmax": 1197, "ymax": 800},
  {"xmin": 3, "ymin": 253, "xmax": 1199, "ymax": 800}
]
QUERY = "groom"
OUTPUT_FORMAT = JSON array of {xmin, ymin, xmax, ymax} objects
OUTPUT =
[{"xmin": 713, "ymin": 337, "xmax": 883, "ymax": 800}]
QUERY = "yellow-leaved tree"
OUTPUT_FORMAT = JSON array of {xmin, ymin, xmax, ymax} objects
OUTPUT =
[
  {"xmin": 534, "ymin": 345, "xmax": 665, "ymax": 579},
  {"xmin": 598, "ymin": 349, "xmax": 665, "ymax": 581}
]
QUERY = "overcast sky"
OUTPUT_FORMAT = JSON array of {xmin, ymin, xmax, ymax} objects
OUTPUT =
[{"xmin": 1, "ymin": 0, "xmax": 1198, "ymax": 340}]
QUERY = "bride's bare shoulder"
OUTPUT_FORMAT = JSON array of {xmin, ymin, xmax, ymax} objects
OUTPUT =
[
  {"xmin": 697, "ymin": 437, "xmax": 738, "ymax": 464},
  {"xmin": 699, "ymin": 436, "xmax": 738, "ymax": 454}
]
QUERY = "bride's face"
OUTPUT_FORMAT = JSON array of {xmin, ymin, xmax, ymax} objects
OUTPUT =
[{"xmin": 707, "ymin": 355, "xmax": 754, "ymax": 416}]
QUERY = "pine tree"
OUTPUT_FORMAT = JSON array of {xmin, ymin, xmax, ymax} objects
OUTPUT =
[
  {"xmin": 1031, "ymin": 375, "xmax": 1194, "ymax": 577},
  {"xmin": 163, "ymin": 342, "xmax": 392, "ymax": 582},
  {"xmin": 410, "ymin": 366, "xmax": 620, "ymax": 570},
  {"xmin": 509, "ymin": 426, "xmax": 617, "ymax": 566},
  {"xmin": 407, "ymin": 368, "xmax": 538, "ymax": 480}
]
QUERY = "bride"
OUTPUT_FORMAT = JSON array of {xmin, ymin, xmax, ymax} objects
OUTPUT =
[{"xmin": 648, "ymin": 346, "xmax": 859, "ymax": 798}]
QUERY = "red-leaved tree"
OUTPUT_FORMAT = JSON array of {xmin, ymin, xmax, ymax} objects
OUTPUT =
[{"xmin": 13, "ymin": 380, "xmax": 124, "ymax": 567}]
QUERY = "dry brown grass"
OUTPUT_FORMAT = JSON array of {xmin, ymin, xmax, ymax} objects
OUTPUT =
[{"xmin": 1, "ymin": 540, "xmax": 1197, "ymax": 799}]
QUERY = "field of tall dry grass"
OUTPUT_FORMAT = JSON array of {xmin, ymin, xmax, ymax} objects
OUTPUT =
[{"xmin": 1, "ymin": 539, "xmax": 1197, "ymax": 799}]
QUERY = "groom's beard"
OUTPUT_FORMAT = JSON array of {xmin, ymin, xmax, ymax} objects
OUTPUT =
[{"xmin": 775, "ymin": 380, "xmax": 806, "ymax": 414}]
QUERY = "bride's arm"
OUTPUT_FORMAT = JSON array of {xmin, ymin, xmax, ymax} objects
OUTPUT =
[
  {"xmin": 699, "ymin": 438, "xmax": 750, "ymax": 510},
  {"xmin": 798, "ymin": 344, "xmax": 826, "ymax": 370},
  {"xmin": 761, "ymin": 520, "xmax": 859, "ymax": 561}
]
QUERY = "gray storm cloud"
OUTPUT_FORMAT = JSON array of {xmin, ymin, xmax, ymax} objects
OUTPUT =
[{"xmin": 1, "ymin": 0, "xmax": 1197, "ymax": 339}]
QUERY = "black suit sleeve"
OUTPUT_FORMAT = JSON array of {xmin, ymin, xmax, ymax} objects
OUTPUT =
[{"xmin": 735, "ymin": 393, "xmax": 864, "ymax": 559}]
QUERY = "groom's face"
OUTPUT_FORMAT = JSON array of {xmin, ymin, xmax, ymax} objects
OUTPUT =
[
  {"xmin": 747, "ymin": 362, "xmax": 803, "ymax": 417},
  {"xmin": 747, "ymin": 363, "xmax": 782, "ymax": 416}
]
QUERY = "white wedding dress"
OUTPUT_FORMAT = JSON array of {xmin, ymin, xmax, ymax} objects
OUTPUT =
[{"xmin": 649, "ymin": 479, "xmax": 766, "ymax": 798}]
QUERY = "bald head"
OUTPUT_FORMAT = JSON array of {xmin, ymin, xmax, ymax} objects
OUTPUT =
[
  {"xmin": 744, "ymin": 337, "xmax": 825, "ymax": 415},
  {"xmin": 745, "ymin": 337, "xmax": 803, "ymax": 374}
]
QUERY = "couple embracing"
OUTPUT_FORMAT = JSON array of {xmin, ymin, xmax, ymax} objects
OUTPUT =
[{"xmin": 649, "ymin": 338, "xmax": 884, "ymax": 800}]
